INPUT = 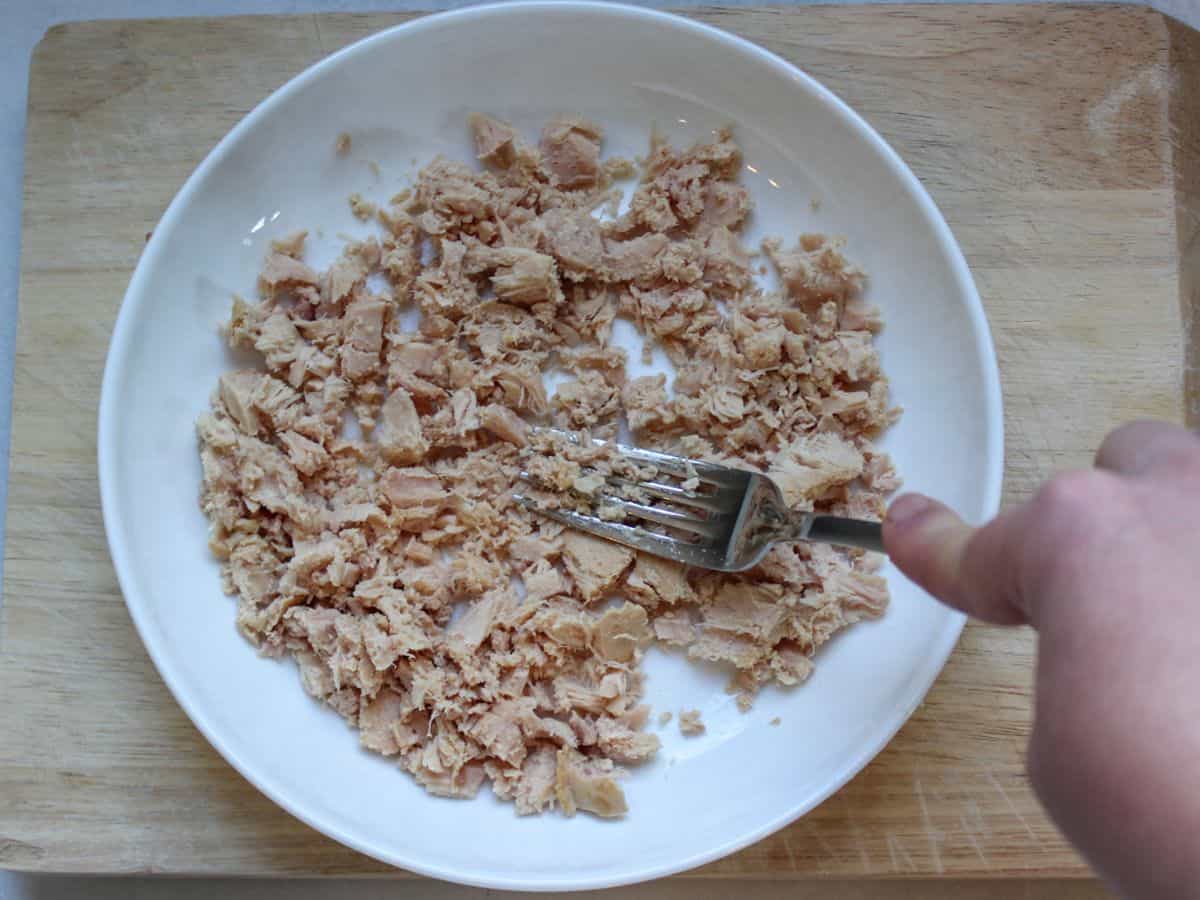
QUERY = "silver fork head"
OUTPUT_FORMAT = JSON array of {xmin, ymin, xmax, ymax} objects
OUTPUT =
[{"xmin": 515, "ymin": 429, "xmax": 802, "ymax": 572}]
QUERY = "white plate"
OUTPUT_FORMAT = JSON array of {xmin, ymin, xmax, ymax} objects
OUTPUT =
[{"xmin": 98, "ymin": 2, "xmax": 1002, "ymax": 890}]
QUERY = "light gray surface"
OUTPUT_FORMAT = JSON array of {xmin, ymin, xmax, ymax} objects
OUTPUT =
[{"xmin": 2, "ymin": 0, "xmax": 1193, "ymax": 896}]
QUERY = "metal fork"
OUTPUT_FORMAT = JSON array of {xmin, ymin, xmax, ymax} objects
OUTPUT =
[{"xmin": 514, "ymin": 429, "xmax": 885, "ymax": 572}]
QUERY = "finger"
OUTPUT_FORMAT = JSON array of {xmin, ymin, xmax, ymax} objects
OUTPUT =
[
  {"xmin": 1095, "ymin": 420, "xmax": 1200, "ymax": 476},
  {"xmin": 883, "ymin": 494, "xmax": 1031, "ymax": 626}
]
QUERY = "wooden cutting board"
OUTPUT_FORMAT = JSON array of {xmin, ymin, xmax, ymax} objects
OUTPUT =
[{"xmin": 2, "ymin": 4, "xmax": 1197, "ymax": 884}]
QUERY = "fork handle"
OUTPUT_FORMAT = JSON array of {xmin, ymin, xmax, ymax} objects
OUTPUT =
[{"xmin": 804, "ymin": 515, "xmax": 885, "ymax": 554}]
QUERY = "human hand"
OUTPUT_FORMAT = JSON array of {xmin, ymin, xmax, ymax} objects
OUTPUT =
[{"xmin": 883, "ymin": 421, "xmax": 1200, "ymax": 899}]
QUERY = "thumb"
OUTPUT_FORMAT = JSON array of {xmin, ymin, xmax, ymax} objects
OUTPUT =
[{"xmin": 883, "ymin": 493, "xmax": 1030, "ymax": 626}]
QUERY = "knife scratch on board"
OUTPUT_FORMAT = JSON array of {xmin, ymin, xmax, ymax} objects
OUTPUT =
[
  {"xmin": 915, "ymin": 776, "xmax": 945, "ymax": 874},
  {"xmin": 886, "ymin": 832, "xmax": 917, "ymax": 873},
  {"xmin": 986, "ymin": 770, "xmax": 1044, "ymax": 847}
]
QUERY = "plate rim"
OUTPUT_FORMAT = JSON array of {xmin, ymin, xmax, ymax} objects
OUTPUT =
[{"xmin": 97, "ymin": 1, "xmax": 1004, "ymax": 890}]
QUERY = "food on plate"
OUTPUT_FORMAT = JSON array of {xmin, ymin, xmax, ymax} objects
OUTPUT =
[
  {"xmin": 196, "ymin": 113, "xmax": 897, "ymax": 816},
  {"xmin": 679, "ymin": 709, "xmax": 706, "ymax": 737}
]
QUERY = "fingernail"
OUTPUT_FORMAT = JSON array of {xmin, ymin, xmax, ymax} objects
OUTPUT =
[{"xmin": 886, "ymin": 493, "xmax": 937, "ymax": 527}]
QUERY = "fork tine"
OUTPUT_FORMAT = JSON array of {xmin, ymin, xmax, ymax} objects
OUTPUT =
[
  {"xmin": 529, "ymin": 426, "xmax": 736, "ymax": 484},
  {"xmin": 601, "ymin": 443, "xmax": 733, "ymax": 484},
  {"xmin": 517, "ymin": 470, "xmax": 723, "ymax": 535},
  {"xmin": 596, "ymin": 496, "xmax": 723, "ymax": 537},
  {"xmin": 603, "ymin": 475, "xmax": 728, "ymax": 512},
  {"xmin": 513, "ymin": 495, "xmax": 716, "ymax": 567}
]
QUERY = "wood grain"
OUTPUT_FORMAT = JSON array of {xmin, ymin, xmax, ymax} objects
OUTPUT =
[
  {"xmin": 1169, "ymin": 12, "xmax": 1200, "ymax": 423},
  {"xmin": 0, "ymin": 4, "xmax": 1190, "ymax": 881}
]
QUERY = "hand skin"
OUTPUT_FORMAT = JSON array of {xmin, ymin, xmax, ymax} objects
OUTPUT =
[{"xmin": 883, "ymin": 421, "xmax": 1200, "ymax": 898}]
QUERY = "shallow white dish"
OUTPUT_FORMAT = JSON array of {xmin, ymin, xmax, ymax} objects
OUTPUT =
[{"xmin": 98, "ymin": 2, "xmax": 1002, "ymax": 890}]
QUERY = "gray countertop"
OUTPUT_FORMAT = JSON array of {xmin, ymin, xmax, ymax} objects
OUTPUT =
[{"xmin": 1, "ymin": 0, "xmax": 1193, "ymax": 896}]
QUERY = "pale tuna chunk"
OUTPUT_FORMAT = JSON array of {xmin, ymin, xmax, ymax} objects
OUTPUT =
[
  {"xmin": 446, "ymin": 589, "xmax": 511, "ymax": 649},
  {"xmin": 627, "ymin": 284, "xmax": 708, "ymax": 341},
  {"xmin": 555, "ymin": 748, "xmax": 626, "ymax": 818},
  {"xmin": 469, "ymin": 112, "xmax": 519, "ymax": 168},
  {"xmin": 863, "ymin": 453, "xmax": 901, "ymax": 492},
  {"xmin": 818, "ymin": 330, "xmax": 880, "ymax": 381},
  {"xmin": 625, "ymin": 553, "xmax": 694, "ymax": 607},
  {"xmin": 231, "ymin": 435, "xmax": 308, "ymax": 520},
  {"xmin": 562, "ymin": 531, "xmax": 634, "ymax": 603},
  {"xmin": 767, "ymin": 432, "xmax": 865, "ymax": 506},
  {"xmin": 705, "ymin": 385, "xmax": 746, "ymax": 424},
  {"xmin": 699, "ymin": 181, "xmax": 751, "ymax": 230},
  {"xmin": 687, "ymin": 627, "xmax": 766, "ymax": 669},
  {"xmin": 702, "ymin": 226, "xmax": 752, "ymax": 292},
  {"xmin": 701, "ymin": 582, "xmax": 787, "ymax": 642},
  {"xmin": 244, "ymin": 308, "xmax": 334, "ymax": 388},
  {"xmin": 391, "ymin": 366, "xmax": 447, "ymax": 405},
  {"xmin": 679, "ymin": 709, "xmax": 706, "ymax": 736},
  {"xmin": 414, "ymin": 761, "xmax": 487, "ymax": 799},
  {"xmin": 259, "ymin": 252, "xmax": 320, "ymax": 294},
  {"xmin": 523, "ymin": 559, "xmax": 570, "ymax": 603},
  {"xmin": 490, "ymin": 248, "xmax": 563, "ymax": 307},
  {"xmin": 376, "ymin": 389, "xmax": 427, "ymax": 464},
  {"xmin": 658, "ymin": 239, "xmax": 704, "ymax": 283},
  {"xmin": 827, "ymin": 569, "xmax": 889, "ymax": 618},
  {"xmin": 539, "ymin": 209, "xmax": 605, "ymax": 278},
  {"xmin": 218, "ymin": 371, "xmax": 301, "ymax": 436},
  {"xmin": 769, "ymin": 642, "xmax": 815, "ymax": 686},
  {"xmin": 278, "ymin": 429, "xmax": 326, "ymax": 476},
  {"xmin": 359, "ymin": 590, "xmax": 435, "ymax": 661},
  {"xmin": 507, "ymin": 531, "xmax": 561, "ymax": 567},
  {"xmin": 324, "ymin": 252, "xmax": 369, "ymax": 308},
  {"xmin": 381, "ymin": 466, "xmax": 447, "ymax": 530},
  {"xmin": 468, "ymin": 710, "xmax": 527, "ymax": 767},
  {"xmin": 841, "ymin": 295, "xmax": 882, "ymax": 332},
  {"xmin": 412, "ymin": 159, "xmax": 494, "ymax": 235},
  {"xmin": 532, "ymin": 602, "xmax": 592, "ymax": 649},
  {"xmin": 359, "ymin": 689, "xmax": 408, "ymax": 755},
  {"xmin": 592, "ymin": 602, "xmax": 652, "ymax": 663},
  {"xmin": 341, "ymin": 296, "xmax": 388, "ymax": 382},
  {"xmin": 414, "ymin": 241, "xmax": 478, "ymax": 321},
  {"xmin": 569, "ymin": 712, "xmax": 598, "ymax": 746},
  {"xmin": 390, "ymin": 340, "xmax": 442, "ymax": 378},
  {"xmin": 380, "ymin": 212, "xmax": 422, "ymax": 295},
  {"xmin": 658, "ymin": 162, "xmax": 708, "ymax": 223},
  {"xmin": 217, "ymin": 371, "xmax": 266, "ymax": 435},
  {"xmin": 360, "ymin": 610, "xmax": 428, "ymax": 669},
  {"xmin": 269, "ymin": 230, "xmax": 308, "ymax": 258},
  {"xmin": 596, "ymin": 718, "xmax": 660, "ymax": 763},
  {"xmin": 603, "ymin": 233, "xmax": 668, "ymax": 282},
  {"xmin": 479, "ymin": 404, "xmax": 528, "ymax": 446},
  {"xmin": 763, "ymin": 234, "xmax": 864, "ymax": 306},
  {"xmin": 491, "ymin": 363, "xmax": 549, "ymax": 415},
  {"xmin": 821, "ymin": 389, "xmax": 870, "ymax": 419},
  {"xmin": 326, "ymin": 502, "xmax": 386, "ymax": 530},
  {"xmin": 294, "ymin": 649, "xmax": 334, "ymax": 700},
  {"xmin": 551, "ymin": 371, "xmax": 619, "ymax": 430},
  {"xmin": 553, "ymin": 671, "xmax": 628, "ymax": 716},
  {"xmin": 621, "ymin": 375, "xmax": 675, "ymax": 433},
  {"xmin": 738, "ymin": 320, "xmax": 787, "ymax": 370},
  {"xmin": 514, "ymin": 745, "xmax": 558, "ymax": 815},
  {"xmin": 497, "ymin": 697, "xmax": 578, "ymax": 749},
  {"xmin": 540, "ymin": 117, "xmax": 603, "ymax": 189},
  {"xmin": 652, "ymin": 609, "xmax": 695, "ymax": 647},
  {"xmin": 446, "ymin": 386, "xmax": 480, "ymax": 435},
  {"xmin": 391, "ymin": 711, "xmax": 431, "ymax": 755}
]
